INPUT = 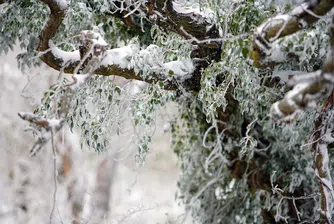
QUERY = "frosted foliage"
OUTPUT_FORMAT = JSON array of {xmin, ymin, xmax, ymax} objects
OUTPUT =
[
  {"xmin": 35, "ymin": 75, "xmax": 173, "ymax": 162},
  {"xmin": 172, "ymin": 1, "xmax": 333, "ymax": 223},
  {"xmin": 131, "ymin": 83, "xmax": 175, "ymax": 162},
  {"xmin": 151, "ymin": 25, "xmax": 192, "ymax": 61},
  {"xmin": 131, "ymin": 44, "xmax": 165, "ymax": 79},
  {"xmin": 272, "ymin": 18, "xmax": 331, "ymax": 72},
  {"xmin": 198, "ymin": 62, "xmax": 233, "ymax": 122},
  {"xmin": 4, "ymin": 0, "xmax": 334, "ymax": 223}
]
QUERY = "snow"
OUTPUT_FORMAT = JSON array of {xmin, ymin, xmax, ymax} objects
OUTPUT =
[
  {"xmin": 172, "ymin": 1, "xmax": 216, "ymax": 24},
  {"xmin": 47, "ymin": 118, "xmax": 62, "ymax": 129},
  {"xmin": 50, "ymin": 46, "xmax": 80, "ymax": 66},
  {"xmin": 164, "ymin": 59, "xmax": 194, "ymax": 78},
  {"xmin": 55, "ymin": 0, "xmax": 68, "ymax": 10},
  {"xmin": 286, "ymin": 71, "xmax": 321, "ymax": 84},
  {"xmin": 101, "ymin": 43, "xmax": 193, "ymax": 79},
  {"xmin": 291, "ymin": 2, "xmax": 309, "ymax": 16},
  {"xmin": 101, "ymin": 44, "xmax": 139, "ymax": 69},
  {"xmin": 270, "ymin": 101, "xmax": 300, "ymax": 122},
  {"xmin": 18, "ymin": 112, "xmax": 36, "ymax": 120},
  {"xmin": 256, "ymin": 14, "xmax": 292, "ymax": 42},
  {"xmin": 268, "ymin": 45, "xmax": 287, "ymax": 63},
  {"xmin": 285, "ymin": 82, "xmax": 313, "ymax": 107},
  {"xmin": 273, "ymin": 70, "xmax": 305, "ymax": 82},
  {"xmin": 81, "ymin": 30, "xmax": 108, "ymax": 46},
  {"xmin": 324, "ymin": 72, "xmax": 334, "ymax": 83}
]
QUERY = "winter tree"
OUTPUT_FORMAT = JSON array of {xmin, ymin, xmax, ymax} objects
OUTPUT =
[{"xmin": 2, "ymin": 0, "xmax": 334, "ymax": 223}]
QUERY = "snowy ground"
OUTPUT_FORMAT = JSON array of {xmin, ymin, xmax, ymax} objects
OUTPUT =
[{"xmin": 0, "ymin": 47, "xmax": 190, "ymax": 224}]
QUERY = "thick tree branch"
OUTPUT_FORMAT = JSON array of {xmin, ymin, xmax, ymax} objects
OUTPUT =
[{"xmin": 250, "ymin": 0, "xmax": 334, "ymax": 68}]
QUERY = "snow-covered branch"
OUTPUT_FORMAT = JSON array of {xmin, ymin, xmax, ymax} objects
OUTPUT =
[
  {"xmin": 270, "ymin": 16, "xmax": 334, "ymax": 122},
  {"xmin": 250, "ymin": 0, "xmax": 334, "ymax": 67},
  {"xmin": 37, "ymin": 0, "xmax": 197, "ymax": 90}
]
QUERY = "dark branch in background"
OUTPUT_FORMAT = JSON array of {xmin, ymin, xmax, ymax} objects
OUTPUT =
[{"xmin": 250, "ymin": 0, "xmax": 334, "ymax": 68}]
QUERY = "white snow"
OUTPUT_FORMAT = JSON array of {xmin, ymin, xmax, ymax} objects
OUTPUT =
[
  {"xmin": 55, "ymin": 0, "xmax": 68, "ymax": 10},
  {"xmin": 47, "ymin": 118, "xmax": 62, "ymax": 129},
  {"xmin": 286, "ymin": 83, "xmax": 310, "ymax": 104},
  {"xmin": 50, "ymin": 47, "xmax": 80, "ymax": 66},
  {"xmin": 256, "ymin": 14, "xmax": 292, "ymax": 42},
  {"xmin": 17, "ymin": 112, "xmax": 38, "ymax": 122},
  {"xmin": 268, "ymin": 48, "xmax": 286, "ymax": 63},
  {"xmin": 81, "ymin": 30, "xmax": 108, "ymax": 46},
  {"xmin": 291, "ymin": 2, "xmax": 309, "ymax": 16},
  {"xmin": 270, "ymin": 101, "xmax": 299, "ymax": 122},
  {"xmin": 172, "ymin": 1, "xmax": 216, "ymax": 24},
  {"xmin": 164, "ymin": 59, "xmax": 194, "ymax": 78},
  {"xmin": 101, "ymin": 43, "xmax": 193, "ymax": 81},
  {"xmin": 101, "ymin": 44, "xmax": 139, "ymax": 69}
]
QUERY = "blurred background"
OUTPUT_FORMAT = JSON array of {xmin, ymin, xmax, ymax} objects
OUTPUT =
[{"xmin": 0, "ymin": 47, "xmax": 190, "ymax": 224}]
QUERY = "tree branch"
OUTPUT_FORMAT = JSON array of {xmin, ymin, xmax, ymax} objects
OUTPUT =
[
  {"xmin": 37, "ymin": 0, "xmax": 195, "ymax": 91},
  {"xmin": 250, "ymin": 0, "xmax": 334, "ymax": 68},
  {"xmin": 105, "ymin": 0, "xmax": 222, "ymax": 92},
  {"xmin": 311, "ymin": 92, "xmax": 334, "ymax": 223},
  {"xmin": 270, "ymin": 15, "xmax": 334, "ymax": 122}
]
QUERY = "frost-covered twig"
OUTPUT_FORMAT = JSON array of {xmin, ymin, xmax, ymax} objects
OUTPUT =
[{"xmin": 270, "ymin": 171, "xmax": 319, "ymax": 223}]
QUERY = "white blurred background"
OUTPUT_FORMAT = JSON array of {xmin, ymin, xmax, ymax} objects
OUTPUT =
[{"xmin": 0, "ymin": 47, "xmax": 190, "ymax": 224}]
